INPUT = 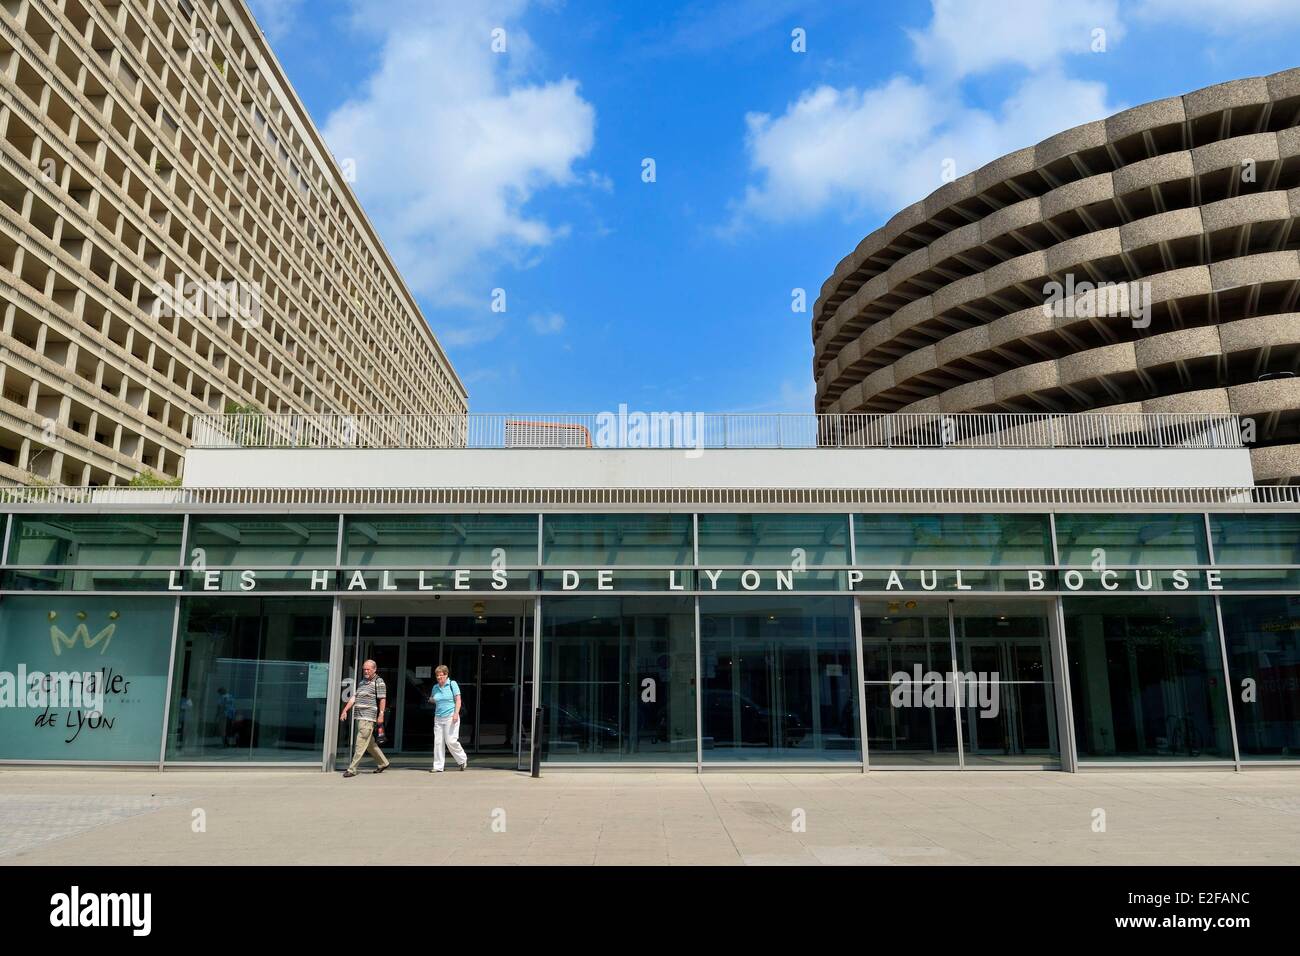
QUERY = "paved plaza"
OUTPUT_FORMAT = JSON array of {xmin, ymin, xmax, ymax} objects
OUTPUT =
[{"xmin": 0, "ymin": 767, "xmax": 1296, "ymax": 866}]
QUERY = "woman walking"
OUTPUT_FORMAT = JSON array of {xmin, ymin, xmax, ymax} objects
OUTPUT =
[{"xmin": 429, "ymin": 664, "xmax": 468, "ymax": 772}]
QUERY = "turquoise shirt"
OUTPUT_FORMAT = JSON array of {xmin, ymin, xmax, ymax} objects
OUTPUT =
[{"xmin": 431, "ymin": 680, "xmax": 460, "ymax": 719}]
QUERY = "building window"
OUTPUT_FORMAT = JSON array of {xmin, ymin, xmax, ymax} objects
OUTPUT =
[
  {"xmin": 1210, "ymin": 513, "xmax": 1300, "ymax": 565},
  {"xmin": 540, "ymin": 596, "xmax": 696, "ymax": 762},
  {"xmin": 697, "ymin": 513, "xmax": 849, "ymax": 566},
  {"xmin": 1055, "ymin": 513, "xmax": 1209, "ymax": 566},
  {"xmin": 542, "ymin": 514, "xmax": 692, "ymax": 566},
  {"xmin": 343, "ymin": 514, "xmax": 537, "ymax": 567},
  {"xmin": 1219, "ymin": 595, "xmax": 1300, "ymax": 759},
  {"xmin": 699, "ymin": 596, "xmax": 859, "ymax": 762},
  {"xmin": 0, "ymin": 595, "xmax": 174, "ymax": 762},
  {"xmin": 854, "ymin": 513, "xmax": 1051, "ymax": 566},
  {"xmin": 1064, "ymin": 596, "xmax": 1232, "ymax": 761},
  {"xmin": 187, "ymin": 515, "xmax": 338, "ymax": 566},
  {"xmin": 165, "ymin": 597, "xmax": 333, "ymax": 762}
]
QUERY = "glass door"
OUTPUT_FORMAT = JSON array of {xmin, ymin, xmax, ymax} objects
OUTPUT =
[
  {"xmin": 953, "ymin": 601, "xmax": 1060, "ymax": 767},
  {"xmin": 359, "ymin": 640, "xmax": 402, "ymax": 749},
  {"xmin": 518, "ymin": 611, "xmax": 534, "ymax": 771},
  {"xmin": 479, "ymin": 641, "xmax": 519, "ymax": 752},
  {"xmin": 401, "ymin": 641, "xmax": 441, "ymax": 754}
]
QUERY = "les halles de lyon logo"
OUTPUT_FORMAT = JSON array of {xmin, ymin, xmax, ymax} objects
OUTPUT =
[{"xmin": 48, "ymin": 610, "xmax": 119, "ymax": 656}]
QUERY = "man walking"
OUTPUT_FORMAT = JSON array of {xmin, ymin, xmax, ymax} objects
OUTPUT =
[{"xmin": 340, "ymin": 659, "xmax": 390, "ymax": 777}]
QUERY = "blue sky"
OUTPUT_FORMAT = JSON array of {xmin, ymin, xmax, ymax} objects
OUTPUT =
[{"xmin": 248, "ymin": 0, "xmax": 1300, "ymax": 413}]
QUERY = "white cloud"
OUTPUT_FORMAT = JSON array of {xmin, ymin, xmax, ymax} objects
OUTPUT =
[
  {"xmin": 1136, "ymin": 0, "xmax": 1300, "ymax": 29},
  {"xmin": 528, "ymin": 312, "xmax": 566, "ymax": 335},
  {"xmin": 247, "ymin": 0, "xmax": 303, "ymax": 40},
  {"xmin": 912, "ymin": 0, "xmax": 1122, "ymax": 78},
  {"xmin": 322, "ymin": 0, "xmax": 596, "ymax": 306},
  {"xmin": 728, "ymin": 0, "xmax": 1124, "ymax": 229}
]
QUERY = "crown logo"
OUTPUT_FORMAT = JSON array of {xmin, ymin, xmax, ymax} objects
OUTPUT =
[{"xmin": 49, "ymin": 610, "xmax": 119, "ymax": 656}]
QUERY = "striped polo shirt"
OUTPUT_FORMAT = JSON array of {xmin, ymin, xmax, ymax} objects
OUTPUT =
[{"xmin": 353, "ymin": 675, "xmax": 386, "ymax": 722}]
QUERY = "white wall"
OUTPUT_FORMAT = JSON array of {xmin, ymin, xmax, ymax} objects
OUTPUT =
[{"xmin": 183, "ymin": 446, "xmax": 1256, "ymax": 489}]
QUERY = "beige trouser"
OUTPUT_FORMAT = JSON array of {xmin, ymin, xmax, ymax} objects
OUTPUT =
[
  {"xmin": 433, "ymin": 715, "xmax": 467, "ymax": 771},
  {"xmin": 348, "ymin": 719, "xmax": 389, "ymax": 772}
]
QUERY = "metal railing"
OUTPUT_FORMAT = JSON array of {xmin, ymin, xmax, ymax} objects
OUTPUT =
[
  {"xmin": 188, "ymin": 412, "xmax": 1246, "ymax": 451},
  {"xmin": 0, "ymin": 483, "xmax": 1295, "ymax": 508}
]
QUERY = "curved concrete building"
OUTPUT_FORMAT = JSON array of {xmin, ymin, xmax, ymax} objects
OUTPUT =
[{"xmin": 813, "ymin": 70, "xmax": 1300, "ymax": 483}]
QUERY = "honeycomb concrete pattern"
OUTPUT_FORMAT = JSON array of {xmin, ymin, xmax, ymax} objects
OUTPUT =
[
  {"xmin": 0, "ymin": 0, "xmax": 467, "ymax": 486},
  {"xmin": 813, "ymin": 70, "xmax": 1300, "ymax": 482}
]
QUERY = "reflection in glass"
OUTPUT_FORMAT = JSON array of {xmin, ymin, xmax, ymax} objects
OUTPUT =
[
  {"xmin": 186, "ymin": 515, "xmax": 338, "ymax": 567},
  {"xmin": 700, "ymin": 597, "xmax": 858, "ymax": 761},
  {"xmin": 854, "ymin": 513, "xmax": 1050, "ymax": 566},
  {"xmin": 1211, "ymin": 513, "xmax": 1300, "ymax": 565},
  {"xmin": 1055, "ymin": 513, "xmax": 1208, "ymax": 566},
  {"xmin": 542, "ymin": 514, "xmax": 693, "ymax": 566},
  {"xmin": 343, "ymin": 514, "xmax": 537, "ymax": 567},
  {"xmin": 1064, "ymin": 596, "xmax": 1232, "ymax": 760},
  {"xmin": 1219, "ymin": 595, "xmax": 1300, "ymax": 759},
  {"xmin": 861, "ymin": 599, "xmax": 958, "ymax": 766},
  {"xmin": 953, "ymin": 602, "xmax": 1059, "ymax": 766},
  {"xmin": 7, "ymin": 514, "xmax": 182, "ymax": 567},
  {"xmin": 697, "ymin": 513, "xmax": 849, "ymax": 565},
  {"xmin": 167, "ymin": 597, "xmax": 333, "ymax": 762},
  {"xmin": 540, "ymin": 596, "xmax": 696, "ymax": 761}
]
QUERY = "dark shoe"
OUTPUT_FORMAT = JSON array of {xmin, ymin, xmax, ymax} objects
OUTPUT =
[
  {"xmin": 374, "ymin": 764, "xmax": 389, "ymax": 774},
  {"xmin": 342, "ymin": 770, "xmax": 357, "ymax": 778},
  {"xmin": 459, "ymin": 762, "xmax": 468, "ymax": 771}
]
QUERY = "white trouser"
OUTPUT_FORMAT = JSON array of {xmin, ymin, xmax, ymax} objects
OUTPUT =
[{"xmin": 433, "ymin": 715, "xmax": 467, "ymax": 771}]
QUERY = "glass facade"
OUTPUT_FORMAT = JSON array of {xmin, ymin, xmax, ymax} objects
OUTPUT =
[
  {"xmin": 166, "ymin": 597, "xmax": 333, "ymax": 762},
  {"xmin": 1219, "ymin": 595, "xmax": 1300, "ymax": 759},
  {"xmin": 1064, "ymin": 596, "xmax": 1232, "ymax": 761},
  {"xmin": 855, "ymin": 513, "xmax": 1051, "ymax": 565},
  {"xmin": 540, "ymin": 596, "xmax": 696, "ymax": 761},
  {"xmin": 1055, "ymin": 513, "xmax": 1209, "ymax": 566},
  {"xmin": 0, "ymin": 507, "xmax": 1298, "ymax": 769},
  {"xmin": 699, "ymin": 596, "xmax": 858, "ymax": 762}
]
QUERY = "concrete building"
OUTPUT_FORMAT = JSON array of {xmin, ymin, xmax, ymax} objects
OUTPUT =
[
  {"xmin": 0, "ymin": 0, "xmax": 466, "ymax": 487},
  {"xmin": 813, "ymin": 70, "xmax": 1300, "ymax": 483},
  {"xmin": 2, "ymin": 410, "xmax": 1299, "ymax": 772}
]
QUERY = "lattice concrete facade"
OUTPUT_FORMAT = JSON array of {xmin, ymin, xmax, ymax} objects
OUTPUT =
[
  {"xmin": 813, "ymin": 70, "xmax": 1300, "ymax": 483},
  {"xmin": 0, "ymin": 0, "xmax": 467, "ymax": 486}
]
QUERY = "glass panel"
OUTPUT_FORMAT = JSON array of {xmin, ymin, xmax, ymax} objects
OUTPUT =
[
  {"xmin": 7, "ymin": 514, "xmax": 182, "ymax": 567},
  {"xmin": 697, "ymin": 513, "xmax": 849, "ymax": 565},
  {"xmin": 442, "ymin": 642, "xmax": 478, "ymax": 751},
  {"xmin": 478, "ymin": 682, "xmax": 516, "ymax": 750},
  {"xmin": 518, "ymin": 609, "xmax": 535, "ymax": 771},
  {"xmin": 0, "ymin": 594, "xmax": 174, "ymax": 761},
  {"xmin": 860, "ymin": 598, "xmax": 959, "ymax": 766},
  {"xmin": 1064, "ymin": 596, "xmax": 1232, "ymax": 760},
  {"xmin": 187, "ymin": 515, "xmax": 338, "ymax": 567},
  {"xmin": 540, "ymin": 596, "xmax": 696, "ymax": 761},
  {"xmin": 336, "ymin": 610, "xmax": 359, "ymax": 767},
  {"xmin": 953, "ymin": 600, "xmax": 1060, "ymax": 766},
  {"xmin": 854, "ymin": 514, "xmax": 1050, "ymax": 565},
  {"xmin": 542, "ymin": 514, "xmax": 692, "ymax": 566},
  {"xmin": 446, "ymin": 616, "xmax": 514, "ymax": 638},
  {"xmin": 1219, "ymin": 595, "xmax": 1300, "ymax": 759},
  {"xmin": 401, "ymin": 641, "xmax": 440, "ymax": 753},
  {"xmin": 343, "ymin": 514, "xmax": 537, "ymax": 567},
  {"xmin": 166, "ymin": 597, "xmax": 333, "ymax": 762},
  {"xmin": 1210, "ymin": 513, "xmax": 1300, "ymax": 565},
  {"xmin": 700, "ymin": 596, "xmax": 858, "ymax": 762},
  {"xmin": 1054, "ymin": 513, "xmax": 1208, "ymax": 566}
]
